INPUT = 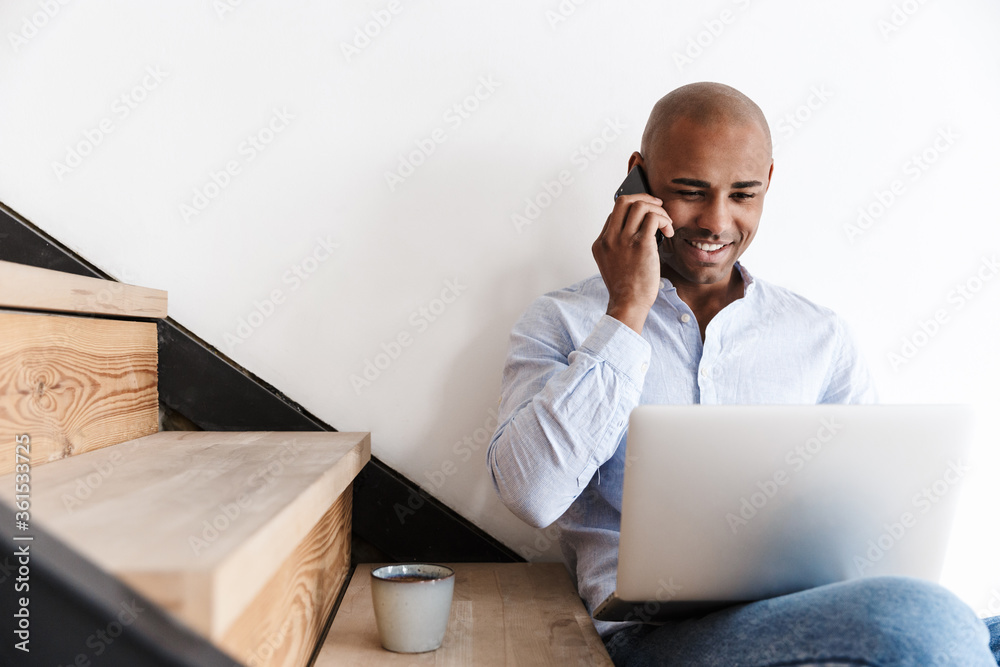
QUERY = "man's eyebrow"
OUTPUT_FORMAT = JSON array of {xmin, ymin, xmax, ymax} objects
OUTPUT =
[
  {"xmin": 671, "ymin": 178, "xmax": 710, "ymax": 188},
  {"xmin": 670, "ymin": 178, "xmax": 763, "ymax": 189}
]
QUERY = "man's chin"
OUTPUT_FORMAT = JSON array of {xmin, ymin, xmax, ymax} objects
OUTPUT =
[
  {"xmin": 662, "ymin": 262, "xmax": 735, "ymax": 287},
  {"xmin": 660, "ymin": 242, "xmax": 741, "ymax": 285}
]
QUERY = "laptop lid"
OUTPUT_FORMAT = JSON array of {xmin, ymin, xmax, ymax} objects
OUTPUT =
[{"xmin": 593, "ymin": 404, "xmax": 974, "ymax": 622}]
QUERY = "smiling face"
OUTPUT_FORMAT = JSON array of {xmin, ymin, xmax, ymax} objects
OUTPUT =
[{"xmin": 635, "ymin": 116, "xmax": 773, "ymax": 290}]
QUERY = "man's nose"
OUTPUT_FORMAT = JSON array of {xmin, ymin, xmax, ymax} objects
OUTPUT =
[{"xmin": 695, "ymin": 195, "xmax": 731, "ymax": 236}]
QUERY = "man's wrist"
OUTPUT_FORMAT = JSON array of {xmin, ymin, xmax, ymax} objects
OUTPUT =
[
  {"xmin": 606, "ymin": 303, "xmax": 650, "ymax": 335},
  {"xmin": 580, "ymin": 314, "xmax": 652, "ymax": 389}
]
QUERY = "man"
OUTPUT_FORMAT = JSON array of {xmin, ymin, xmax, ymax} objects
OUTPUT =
[{"xmin": 487, "ymin": 82, "xmax": 999, "ymax": 665}]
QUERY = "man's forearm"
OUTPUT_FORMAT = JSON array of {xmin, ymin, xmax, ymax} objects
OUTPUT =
[{"xmin": 487, "ymin": 314, "xmax": 650, "ymax": 527}]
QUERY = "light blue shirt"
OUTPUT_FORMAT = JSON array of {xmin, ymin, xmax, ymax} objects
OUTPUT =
[{"xmin": 487, "ymin": 264, "xmax": 876, "ymax": 636}]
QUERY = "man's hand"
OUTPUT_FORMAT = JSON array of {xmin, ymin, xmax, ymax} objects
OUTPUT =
[{"xmin": 592, "ymin": 194, "xmax": 674, "ymax": 335}]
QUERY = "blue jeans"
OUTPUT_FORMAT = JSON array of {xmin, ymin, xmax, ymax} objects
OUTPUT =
[{"xmin": 603, "ymin": 576, "xmax": 1000, "ymax": 666}]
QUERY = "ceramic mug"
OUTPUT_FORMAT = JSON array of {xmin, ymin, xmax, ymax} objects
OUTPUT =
[{"xmin": 370, "ymin": 563, "xmax": 455, "ymax": 653}]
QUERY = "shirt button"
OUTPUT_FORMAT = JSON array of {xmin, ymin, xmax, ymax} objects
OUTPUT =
[
  {"xmin": 659, "ymin": 279, "xmax": 667, "ymax": 290},
  {"xmin": 680, "ymin": 314, "xmax": 691, "ymax": 324},
  {"xmin": 700, "ymin": 367, "xmax": 710, "ymax": 377},
  {"xmin": 640, "ymin": 362, "xmax": 649, "ymax": 373}
]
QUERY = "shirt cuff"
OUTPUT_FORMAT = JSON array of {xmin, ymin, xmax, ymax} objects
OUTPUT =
[{"xmin": 578, "ymin": 314, "xmax": 652, "ymax": 387}]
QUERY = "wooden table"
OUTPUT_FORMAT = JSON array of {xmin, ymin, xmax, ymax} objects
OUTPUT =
[{"xmin": 316, "ymin": 563, "xmax": 613, "ymax": 666}]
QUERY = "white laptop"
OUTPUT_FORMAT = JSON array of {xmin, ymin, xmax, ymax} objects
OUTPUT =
[{"xmin": 593, "ymin": 404, "xmax": 974, "ymax": 621}]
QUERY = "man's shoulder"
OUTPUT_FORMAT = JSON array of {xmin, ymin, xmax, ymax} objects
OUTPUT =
[
  {"xmin": 750, "ymin": 274, "xmax": 846, "ymax": 330},
  {"xmin": 749, "ymin": 273, "xmax": 875, "ymax": 402},
  {"xmin": 514, "ymin": 274, "xmax": 607, "ymax": 337},
  {"xmin": 752, "ymin": 275, "xmax": 836, "ymax": 314},
  {"xmin": 526, "ymin": 274, "xmax": 607, "ymax": 312},
  {"xmin": 542, "ymin": 273, "xmax": 607, "ymax": 299}
]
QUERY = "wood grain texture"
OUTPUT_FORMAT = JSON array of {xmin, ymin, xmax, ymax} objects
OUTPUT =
[
  {"xmin": 0, "ymin": 430, "xmax": 370, "ymax": 641},
  {"xmin": 0, "ymin": 310, "xmax": 159, "ymax": 475},
  {"xmin": 221, "ymin": 490, "xmax": 352, "ymax": 667},
  {"xmin": 316, "ymin": 563, "xmax": 613, "ymax": 666},
  {"xmin": 0, "ymin": 259, "xmax": 168, "ymax": 318}
]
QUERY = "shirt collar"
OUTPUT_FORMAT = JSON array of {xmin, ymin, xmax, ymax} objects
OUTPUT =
[{"xmin": 736, "ymin": 262, "xmax": 756, "ymax": 296}]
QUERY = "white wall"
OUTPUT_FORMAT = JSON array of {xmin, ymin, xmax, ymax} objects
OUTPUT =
[{"xmin": 2, "ymin": 0, "xmax": 998, "ymax": 615}]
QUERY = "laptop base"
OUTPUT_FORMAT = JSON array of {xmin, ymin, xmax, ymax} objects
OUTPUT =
[{"xmin": 592, "ymin": 593, "xmax": 743, "ymax": 622}]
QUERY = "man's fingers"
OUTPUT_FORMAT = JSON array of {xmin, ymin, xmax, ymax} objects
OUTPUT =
[
  {"xmin": 658, "ymin": 215, "xmax": 675, "ymax": 238},
  {"xmin": 614, "ymin": 193, "xmax": 662, "ymax": 211},
  {"xmin": 613, "ymin": 194, "xmax": 661, "ymax": 232},
  {"xmin": 594, "ymin": 204, "xmax": 625, "ymax": 257},
  {"xmin": 595, "ymin": 194, "xmax": 668, "ymax": 259},
  {"xmin": 628, "ymin": 206, "xmax": 672, "ymax": 244},
  {"xmin": 622, "ymin": 201, "xmax": 667, "ymax": 240},
  {"xmin": 620, "ymin": 193, "xmax": 662, "ymax": 206},
  {"xmin": 597, "ymin": 210, "xmax": 615, "ymax": 241}
]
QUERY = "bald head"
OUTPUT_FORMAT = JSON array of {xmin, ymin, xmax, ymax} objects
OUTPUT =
[{"xmin": 640, "ymin": 82, "xmax": 771, "ymax": 163}]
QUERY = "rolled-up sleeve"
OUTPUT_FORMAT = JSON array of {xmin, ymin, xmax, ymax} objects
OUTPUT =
[{"xmin": 487, "ymin": 308, "xmax": 650, "ymax": 528}]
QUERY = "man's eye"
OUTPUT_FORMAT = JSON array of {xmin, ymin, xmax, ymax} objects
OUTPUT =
[
  {"xmin": 677, "ymin": 190, "xmax": 703, "ymax": 197},
  {"xmin": 732, "ymin": 192, "xmax": 755, "ymax": 200}
]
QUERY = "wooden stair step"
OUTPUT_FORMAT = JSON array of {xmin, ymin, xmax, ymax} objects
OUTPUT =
[
  {"xmin": 1, "ymin": 259, "xmax": 166, "ymax": 475},
  {"xmin": 316, "ymin": 563, "xmax": 613, "ymax": 666},
  {"xmin": 0, "ymin": 259, "xmax": 168, "ymax": 318},
  {"xmin": 0, "ymin": 309, "xmax": 160, "ymax": 475},
  {"xmin": 0, "ymin": 430, "xmax": 370, "ymax": 667}
]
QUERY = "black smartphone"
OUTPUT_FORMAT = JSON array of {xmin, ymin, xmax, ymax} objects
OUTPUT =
[{"xmin": 614, "ymin": 165, "xmax": 664, "ymax": 245}]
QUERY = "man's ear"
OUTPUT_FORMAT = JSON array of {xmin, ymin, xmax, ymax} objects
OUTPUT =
[
  {"xmin": 764, "ymin": 160, "xmax": 774, "ymax": 194},
  {"xmin": 627, "ymin": 151, "xmax": 644, "ymax": 172}
]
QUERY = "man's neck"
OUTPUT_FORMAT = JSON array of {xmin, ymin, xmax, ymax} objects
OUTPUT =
[{"xmin": 666, "ymin": 267, "xmax": 746, "ymax": 340}]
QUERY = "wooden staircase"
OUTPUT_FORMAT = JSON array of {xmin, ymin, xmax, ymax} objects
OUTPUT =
[{"xmin": 0, "ymin": 260, "xmax": 369, "ymax": 667}]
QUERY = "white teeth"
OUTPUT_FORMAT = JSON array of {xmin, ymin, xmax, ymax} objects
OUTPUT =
[{"xmin": 689, "ymin": 241, "xmax": 725, "ymax": 252}]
